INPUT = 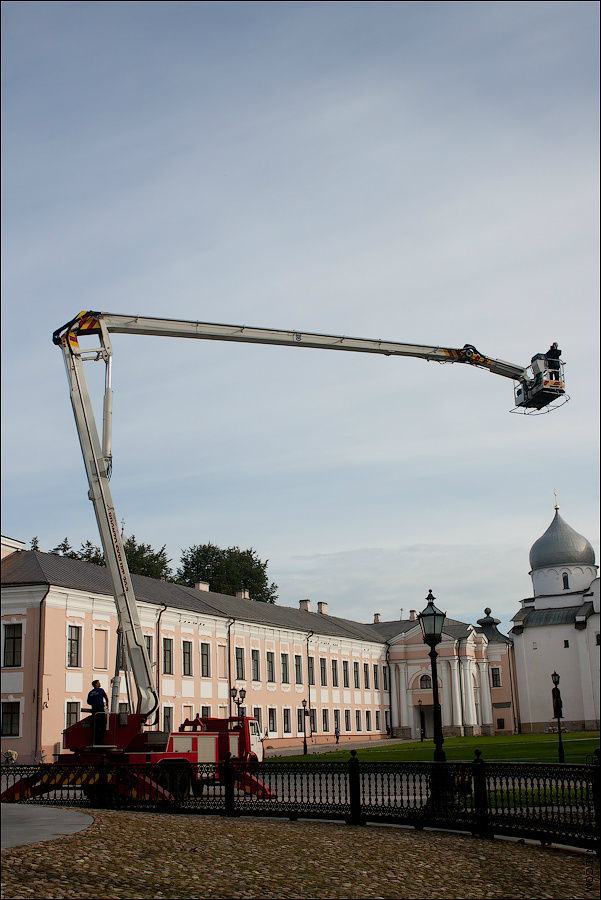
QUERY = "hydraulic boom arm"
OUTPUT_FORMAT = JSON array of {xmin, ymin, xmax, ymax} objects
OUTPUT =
[
  {"xmin": 53, "ymin": 310, "xmax": 565, "ymax": 719},
  {"xmin": 55, "ymin": 311, "xmax": 528, "ymax": 380}
]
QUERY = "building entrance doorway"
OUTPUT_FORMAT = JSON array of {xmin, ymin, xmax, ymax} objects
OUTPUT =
[{"xmin": 414, "ymin": 704, "xmax": 434, "ymax": 740}]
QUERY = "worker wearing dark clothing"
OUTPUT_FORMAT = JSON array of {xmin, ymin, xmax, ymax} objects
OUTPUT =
[
  {"xmin": 87, "ymin": 680, "xmax": 108, "ymax": 745},
  {"xmin": 546, "ymin": 342, "xmax": 562, "ymax": 377}
]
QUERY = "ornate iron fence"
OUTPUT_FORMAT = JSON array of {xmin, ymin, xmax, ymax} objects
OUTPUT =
[{"xmin": 2, "ymin": 750, "xmax": 599, "ymax": 851}]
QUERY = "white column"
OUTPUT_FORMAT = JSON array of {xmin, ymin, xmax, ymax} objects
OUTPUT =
[
  {"xmin": 461, "ymin": 658, "xmax": 478, "ymax": 727},
  {"xmin": 440, "ymin": 660, "xmax": 452, "ymax": 727},
  {"xmin": 390, "ymin": 664, "xmax": 400, "ymax": 731},
  {"xmin": 478, "ymin": 661, "xmax": 493, "ymax": 726},
  {"xmin": 398, "ymin": 662, "xmax": 410, "ymax": 728},
  {"xmin": 449, "ymin": 658, "xmax": 462, "ymax": 727}
]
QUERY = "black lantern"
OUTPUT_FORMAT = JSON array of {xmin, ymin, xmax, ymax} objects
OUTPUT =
[
  {"xmin": 302, "ymin": 698, "xmax": 308, "ymax": 756},
  {"xmin": 417, "ymin": 590, "xmax": 446, "ymax": 647},
  {"xmin": 551, "ymin": 672, "xmax": 565, "ymax": 763},
  {"xmin": 230, "ymin": 687, "xmax": 246, "ymax": 716},
  {"xmin": 417, "ymin": 590, "xmax": 446, "ymax": 763}
]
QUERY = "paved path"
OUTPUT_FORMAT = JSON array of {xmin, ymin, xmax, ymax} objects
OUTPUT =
[
  {"xmin": 1, "ymin": 809, "xmax": 598, "ymax": 899},
  {"xmin": 1, "ymin": 804, "xmax": 93, "ymax": 849}
]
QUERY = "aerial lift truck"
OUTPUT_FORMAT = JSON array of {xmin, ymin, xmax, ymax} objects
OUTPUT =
[{"xmin": 2, "ymin": 311, "xmax": 566, "ymax": 804}]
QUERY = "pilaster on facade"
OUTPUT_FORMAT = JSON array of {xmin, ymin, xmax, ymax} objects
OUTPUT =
[
  {"xmin": 448, "ymin": 657, "xmax": 463, "ymax": 732},
  {"xmin": 460, "ymin": 657, "xmax": 478, "ymax": 733},
  {"xmin": 478, "ymin": 660, "xmax": 493, "ymax": 727},
  {"xmin": 390, "ymin": 664, "xmax": 400, "ymax": 733}
]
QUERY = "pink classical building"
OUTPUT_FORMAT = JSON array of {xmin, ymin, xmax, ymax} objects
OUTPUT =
[{"xmin": 1, "ymin": 539, "xmax": 517, "ymax": 763}]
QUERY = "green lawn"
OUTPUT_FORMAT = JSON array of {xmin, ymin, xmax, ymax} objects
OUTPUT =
[{"xmin": 274, "ymin": 732, "xmax": 600, "ymax": 764}]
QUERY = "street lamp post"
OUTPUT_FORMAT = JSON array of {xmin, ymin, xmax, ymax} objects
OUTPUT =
[
  {"xmin": 551, "ymin": 672, "xmax": 565, "ymax": 763},
  {"xmin": 417, "ymin": 590, "xmax": 447, "ymax": 763},
  {"xmin": 302, "ymin": 699, "xmax": 308, "ymax": 756},
  {"xmin": 230, "ymin": 687, "xmax": 246, "ymax": 717}
]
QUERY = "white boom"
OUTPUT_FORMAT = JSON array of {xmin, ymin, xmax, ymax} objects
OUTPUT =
[{"xmin": 53, "ymin": 310, "xmax": 565, "ymax": 717}]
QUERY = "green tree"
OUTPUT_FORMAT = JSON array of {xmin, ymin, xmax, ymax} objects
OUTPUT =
[
  {"xmin": 176, "ymin": 543, "xmax": 277, "ymax": 603},
  {"xmin": 50, "ymin": 537, "xmax": 78, "ymax": 557},
  {"xmin": 30, "ymin": 536, "xmax": 40, "ymax": 551},
  {"xmin": 122, "ymin": 535, "xmax": 172, "ymax": 580},
  {"xmin": 77, "ymin": 540, "xmax": 105, "ymax": 566},
  {"xmin": 47, "ymin": 535, "xmax": 170, "ymax": 578}
]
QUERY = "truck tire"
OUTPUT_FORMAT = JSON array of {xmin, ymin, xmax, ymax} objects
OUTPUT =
[{"xmin": 154, "ymin": 762, "xmax": 191, "ymax": 803}]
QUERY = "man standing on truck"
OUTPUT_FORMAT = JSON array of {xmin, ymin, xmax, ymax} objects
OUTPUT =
[{"xmin": 87, "ymin": 680, "xmax": 108, "ymax": 745}]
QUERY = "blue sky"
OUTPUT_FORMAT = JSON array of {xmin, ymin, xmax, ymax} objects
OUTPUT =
[{"xmin": 2, "ymin": 1, "xmax": 599, "ymax": 633}]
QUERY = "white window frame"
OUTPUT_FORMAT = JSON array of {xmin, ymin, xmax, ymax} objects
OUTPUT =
[
  {"xmin": 201, "ymin": 642, "xmax": 211, "ymax": 678},
  {"xmin": 251, "ymin": 649, "xmax": 260, "ymax": 682},
  {"xmin": 163, "ymin": 637, "xmax": 174, "ymax": 675},
  {"xmin": 65, "ymin": 701, "xmax": 81, "ymax": 728},
  {"xmin": 281, "ymin": 653, "xmax": 289, "ymax": 684},
  {"xmin": 3, "ymin": 622, "xmax": 24, "ymax": 668},
  {"xmin": 235, "ymin": 646, "xmax": 246, "ymax": 681},
  {"xmin": 294, "ymin": 654, "xmax": 303, "ymax": 684},
  {"xmin": 67, "ymin": 624, "xmax": 83, "ymax": 668},
  {"xmin": 182, "ymin": 639, "xmax": 193, "ymax": 677},
  {"xmin": 1, "ymin": 698, "xmax": 22, "ymax": 738},
  {"xmin": 266, "ymin": 651, "xmax": 275, "ymax": 683}
]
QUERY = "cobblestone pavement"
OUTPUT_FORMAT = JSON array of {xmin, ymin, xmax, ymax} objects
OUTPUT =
[{"xmin": 1, "ymin": 810, "xmax": 598, "ymax": 899}]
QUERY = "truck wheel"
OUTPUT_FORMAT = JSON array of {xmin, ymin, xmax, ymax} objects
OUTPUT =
[
  {"xmin": 191, "ymin": 776, "xmax": 205, "ymax": 798},
  {"xmin": 83, "ymin": 785, "xmax": 117, "ymax": 808},
  {"xmin": 155, "ymin": 762, "xmax": 191, "ymax": 803}
]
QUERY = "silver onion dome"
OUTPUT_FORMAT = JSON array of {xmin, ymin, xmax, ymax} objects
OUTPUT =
[{"xmin": 529, "ymin": 509, "xmax": 596, "ymax": 571}]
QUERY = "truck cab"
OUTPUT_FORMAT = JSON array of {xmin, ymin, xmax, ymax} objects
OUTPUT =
[{"xmin": 169, "ymin": 715, "xmax": 264, "ymax": 764}]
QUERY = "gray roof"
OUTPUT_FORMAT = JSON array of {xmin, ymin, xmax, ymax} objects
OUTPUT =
[
  {"xmin": 369, "ymin": 617, "xmax": 472, "ymax": 642},
  {"xmin": 475, "ymin": 608, "xmax": 513, "ymax": 644},
  {"xmin": 511, "ymin": 602, "xmax": 595, "ymax": 630},
  {"xmin": 529, "ymin": 510, "xmax": 595, "ymax": 571},
  {"xmin": 1, "ymin": 550, "xmax": 384, "ymax": 644},
  {"xmin": 1, "ymin": 550, "xmax": 507, "ymax": 646}
]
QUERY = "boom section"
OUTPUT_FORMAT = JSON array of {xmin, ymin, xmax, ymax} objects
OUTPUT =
[
  {"xmin": 57, "ymin": 328, "xmax": 158, "ymax": 718},
  {"xmin": 53, "ymin": 311, "xmax": 527, "ymax": 382}
]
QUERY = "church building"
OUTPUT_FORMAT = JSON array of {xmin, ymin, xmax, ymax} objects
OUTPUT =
[{"xmin": 511, "ymin": 506, "xmax": 599, "ymax": 732}]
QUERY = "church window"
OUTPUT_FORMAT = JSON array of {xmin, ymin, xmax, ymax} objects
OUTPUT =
[
  {"xmin": 563, "ymin": 640, "xmax": 569, "ymax": 648},
  {"xmin": 419, "ymin": 674, "xmax": 432, "ymax": 689},
  {"xmin": 496, "ymin": 718, "xmax": 505, "ymax": 730},
  {"xmin": 491, "ymin": 668, "xmax": 501, "ymax": 687},
  {"xmin": 562, "ymin": 572, "xmax": 570, "ymax": 590}
]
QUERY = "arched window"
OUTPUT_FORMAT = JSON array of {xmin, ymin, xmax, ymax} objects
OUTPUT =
[
  {"xmin": 419, "ymin": 674, "xmax": 432, "ymax": 689},
  {"xmin": 562, "ymin": 572, "xmax": 569, "ymax": 590}
]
